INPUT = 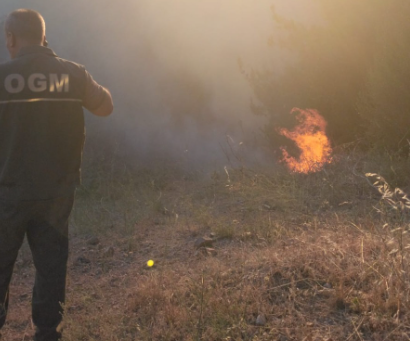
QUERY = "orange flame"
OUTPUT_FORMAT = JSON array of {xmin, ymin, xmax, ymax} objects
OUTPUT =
[{"xmin": 278, "ymin": 108, "xmax": 332, "ymax": 174}]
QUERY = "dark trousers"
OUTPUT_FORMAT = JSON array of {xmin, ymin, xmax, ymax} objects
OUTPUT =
[{"xmin": 0, "ymin": 195, "xmax": 74, "ymax": 341}]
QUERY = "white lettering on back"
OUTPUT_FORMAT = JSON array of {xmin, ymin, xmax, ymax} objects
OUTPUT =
[
  {"xmin": 4, "ymin": 74, "xmax": 70, "ymax": 94},
  {"xmin": 5, "ymin": 74, "xmax": 25, "ymax": 94},
  {"xmin": 49, "ymin": 74, "xmax": 69, "ymax": 93},
  {"xmin": 28, "ymin": 74, "xmax": 47, "ymax": 92}
]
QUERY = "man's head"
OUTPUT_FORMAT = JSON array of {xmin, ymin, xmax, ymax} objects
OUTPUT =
[{"xmin": 4, "ymin": 9, "xmax": 47, "ymax": 59}]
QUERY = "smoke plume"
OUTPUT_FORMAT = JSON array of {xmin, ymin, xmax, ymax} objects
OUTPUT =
[{"xmin": 0, "ymin": 0, "xmax": 315, "ymax": 169}]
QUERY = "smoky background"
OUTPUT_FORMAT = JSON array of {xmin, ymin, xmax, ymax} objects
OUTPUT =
[{"xmin": 0, "ymin": 0, "xmax": 313, "ymax": 170}]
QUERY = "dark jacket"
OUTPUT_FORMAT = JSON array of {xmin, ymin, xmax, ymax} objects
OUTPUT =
[{"xmin": 0, "ymin": 46, "xmax": 104, "ymax": 200}]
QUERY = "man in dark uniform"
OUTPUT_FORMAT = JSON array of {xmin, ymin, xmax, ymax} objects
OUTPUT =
[{"xmin": 0, "ymin": 9, "xmax": 113, "ymax": 341}]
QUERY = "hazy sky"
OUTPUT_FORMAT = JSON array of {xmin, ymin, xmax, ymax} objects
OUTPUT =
[{"xmin": 0, "ymin": 0, "xmax": 316, "ymax": 168}]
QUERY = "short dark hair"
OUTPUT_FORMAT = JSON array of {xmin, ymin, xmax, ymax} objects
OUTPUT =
[{"xmin": 5, "ymin": 9, "xmax": 45, "ymax": 44}]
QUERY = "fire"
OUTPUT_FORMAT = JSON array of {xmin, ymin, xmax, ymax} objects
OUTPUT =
[{"xmin": 278, "ymin": 108, "xmax": 332, "ymax": 174}]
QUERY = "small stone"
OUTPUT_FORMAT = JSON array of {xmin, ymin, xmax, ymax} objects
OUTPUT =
[
  {"xmin": 74, "ymin": 256, "xmax": 91, "ymax": 265},
  {"xmin": 86, "ymin": 237, "xmax": 100, "ymax": 246},
  {"xmin": 256, "ymin": 314, "xmax": 267, "ymax": 326},
  {"xmin": 205, "ymin": 248, "xmax": 217, "ymax": 256},
  {"xmin": 19, "ymin": 293, "xmax": 29, "ymax": 300},
  {"xmin": 194, "ymin": 237, "xmax": 214, "ymax": 248},
  {"xmin": 324, "ymin": 283, "xmax": 332, "ymax": 289}
]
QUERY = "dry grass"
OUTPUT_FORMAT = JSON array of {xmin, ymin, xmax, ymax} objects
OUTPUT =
[{"xmin": 2, "ymin": 151, "xmax": 410, "ymax": 340}]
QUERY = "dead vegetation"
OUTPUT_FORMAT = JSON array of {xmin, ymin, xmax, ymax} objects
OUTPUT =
[{"xmin": 3, "ymin": 151, "xmax": 410, "ymax": 340}]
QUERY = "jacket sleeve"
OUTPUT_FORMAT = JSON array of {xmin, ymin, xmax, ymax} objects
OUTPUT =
[{"xmin": 82, "ymin": 70, "xmax": 110, "ymax": 112}]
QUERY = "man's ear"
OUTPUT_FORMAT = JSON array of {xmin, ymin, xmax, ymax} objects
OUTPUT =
[
  {"xmin": 6, "ymin": 32, "xmax": 15, "ymax": 48},
  {"xmin": 43, "ymin": 36, "xmax": 48, "ymax": 47}
]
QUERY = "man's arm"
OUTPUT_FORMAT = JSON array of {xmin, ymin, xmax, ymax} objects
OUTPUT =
[
  {"xmin": 88, "ymin": 87, "xmax": 113, "ymax": 117},
  {"xmin": 83, "ymin": 70, "xmax": 114, "ymax": 117}
]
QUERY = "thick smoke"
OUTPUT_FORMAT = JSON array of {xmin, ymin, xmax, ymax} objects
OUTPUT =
[{"xmin": 0, "ymin": 0, "xmax": 314, "ymax": 169}]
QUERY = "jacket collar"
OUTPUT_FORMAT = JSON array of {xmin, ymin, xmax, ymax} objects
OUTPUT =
[{"xmin": 16, "ymin": 45, "xmax": 58, "ymax": 58}]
